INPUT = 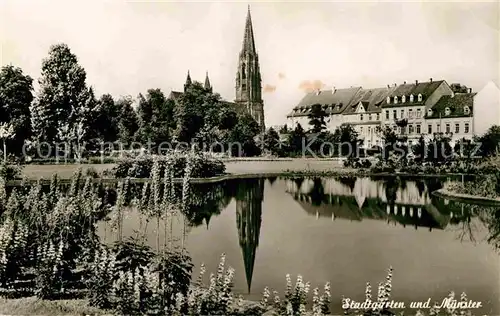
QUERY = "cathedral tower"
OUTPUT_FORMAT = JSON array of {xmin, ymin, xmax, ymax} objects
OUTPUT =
[{"xmin": 235, "ymin": 6, "xmax": 265, "ymax": 131}]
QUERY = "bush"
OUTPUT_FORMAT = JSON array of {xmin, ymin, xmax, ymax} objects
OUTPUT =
[
  {"xmin": 0, "ymin": 163, "xmax": 23, "ymax": 180},
  {"xmin": 106, "ymin": 151, "xmax": 226, "ymax": 179}
]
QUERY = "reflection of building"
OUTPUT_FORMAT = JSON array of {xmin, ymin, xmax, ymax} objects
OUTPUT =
[
  {"xmin": 235, "ymin": 178, "xmax": 264, "ymax": 293},
  {"xmin": 286, "ymin": 176, "xmax": 453, "ymax": 230}
]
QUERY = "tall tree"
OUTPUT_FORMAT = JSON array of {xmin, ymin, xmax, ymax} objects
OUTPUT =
[
  {"xmin": 263, "ymin": 127, "xmax": 282, "ymax": 156},
  {"xmin": 117, "ymin": 96, "xmax": 139, "ymax": 145},
  {"xmin": 307, "ymin": 103, "xmax": 327, "ymax": 133},
  {"xmin": 333, "ymin": 124, "xmax": 361, "ymax": 157},
  {"xmin": 31, "ymin": 43, "xmax": 94, "ymax": 156},
  {"xmin": 228, "ymin": 114, "xmax": 260, "ymax": 157},
  {"xmin": 92, "ymin": 94, "xmax": 121, "ymax": 143},
  {"xmin": 135, "ymin": 89, "xmax": 173, "ymax": 148},
  {"xmin": 477, "ymin": 125, "xmax": 500, "ymax": 157},
  {"xmin": 174, "ymin": 81, "xmax": 221, "ymax": 143},
  {"xmin": 0, "ymin": 65, "xmax": 33, "ymax": 156},
  {"xmin": 287, "ymin": 123, "xmax": 307, "ymax": 156}
]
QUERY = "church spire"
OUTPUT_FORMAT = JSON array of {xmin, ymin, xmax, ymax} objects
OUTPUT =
[
  {"xmin": 184, "ymin": 70, "xmax": 192, "ymax": 92},
  {"xmin": 242, "ymin": 5, "xmax": 256, "ymax": 55},
  {"xmin": 204, "ymin": 71, "xmax": 212, "ymax": 92}
]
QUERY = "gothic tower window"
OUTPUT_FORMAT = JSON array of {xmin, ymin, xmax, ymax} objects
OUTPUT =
[{"xmin": 242, "ymin": 63, "xmax": 246, "ymax": 79}]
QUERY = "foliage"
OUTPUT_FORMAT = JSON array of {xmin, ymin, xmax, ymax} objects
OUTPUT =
[
  {"xmin": 0, "ymin": 65, "xmax": 33, "ymax": 157},
  {"xmin": 228, "ymin": 114, "xmax": 261, "ymax": 157},
  {"xmin": 107, "ymin": 151, "xmax": 225, "ymax": 178},
  {"xmin": 333, "ymin": 124, "xmax": 362, "ymax": 158},
  {"xmin": 31, "ymin": 44, "xmax": 96, "ymax": 152},
  {"xmin": 117, "ymin": 96, "xmax": 139, "ymax": 144},
  {"xmin": 136, "ymin": 89, "xmax": 175, "ymax": 147},
  {"xmin": 476, "ymin": 125, "xmax": 500, "ymax": 157},
  {"xmin": 263, "ymin": 128, "xmax": 284, "ymax": 157},
  {"xmin": 0, "ymin": 163, "xmax": 23, "ymax": 181},
  {"xmin": 287, "ymin": 124, "xmax": 306, "ymax": 156},
  {"xmin": 91, "ymin": 94, "xmax": 122, "ymax": 144},
  {"xmin": 308, "ymin": 103, "xmax": 327, "ymax": 134}
]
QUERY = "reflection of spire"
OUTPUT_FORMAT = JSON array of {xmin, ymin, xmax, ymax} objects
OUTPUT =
[{"xmin": 235, "ymin": 178, "xmax": 264, "ymax": 293}]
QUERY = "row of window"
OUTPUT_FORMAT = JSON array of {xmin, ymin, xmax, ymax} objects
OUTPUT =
[
  {"xmin": 385, "ymin": 108, "xmax": 423, "ymax": 120},
  {"xmin": 388, "ymin": 123, "xmax": 470, "ymax": 135},
  {"xmin": 359, "ymin": 113, "xmax": 380, "ymax": 121},
  {"xmin": 387, "ymin": 94, "xmax": 423, "ymax": 104}
]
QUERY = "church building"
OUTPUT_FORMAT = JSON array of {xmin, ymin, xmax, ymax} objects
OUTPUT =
[{"xmin": 169, "ymin": 6, "xmax": 265, "ymax": 132}]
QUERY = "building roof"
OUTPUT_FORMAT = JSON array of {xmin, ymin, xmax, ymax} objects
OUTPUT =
[
  {"xmin": 343, "ymin": 87, "xmax": 395, "ymax": 114},
  {"xmin": 383, "ymin": 80, "xmax": 445, "ymax": 107},
  {"xmin": 287, "ymin": 87, "xmax": 361, "ymax": 117},
  {"xmin": 426, "ymin": 92, "xmax": 475, "ymax": 119},
  {"xmin": 169, "ymin": 91, "xmax": 183, "ymax": 100}
]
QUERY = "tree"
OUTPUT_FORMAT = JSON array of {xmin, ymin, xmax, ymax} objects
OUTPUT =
[
  {"xmin": 477, "ymin": 125, "xmax": 500, "ymax": 157},
  {"xmin": 92, "ymin": 94, "xmax": 121, "ymax": 143},
  {"xmin": 427, "ymin": 133, "xmax": 453, "ymax": 165},
  {"xmin": 287, "ymin": 124, "xmax": 306, "ymax": 156},
  {"xmin": 117, "ymin": 97, "xmax": 139, "ymax": 145},
  {"xmin": 228, "ymin": 114, "xmax": 260, "ymax": 157},
  {"xmin": 378, "ymin": 125, "xmax": 399, "ymax": 161},
  {"xmin": 174, "ymin": 82, "xmax": 221, "ymax": 143},
  {"xmin": 31, "ymin": 43, "xmax": 94, "ymax": 157},
  {"xmin": 136, "ymin": 89, "xmax": 173, "ymax": 149},
  {"xmin": 0, "ymin": 123, "xmax": 14, "ymax": 162},
  {"xmin": 308, "ymin": 103, "xmax": 327, "ymax": 133},
  {"xmin": 263, "ymin": 127, "xmax": 282, "ymax": 156},
  {"xmin": 333, "ymin": 124, "xmax": 361, "ymax": 158},
  {"xmin": 412, "ymin": 135, "xmax": 427, "ymax": 163},
  {"xmin": 0, "ymin": 65, "xmax": 33, "ymax": 156}
]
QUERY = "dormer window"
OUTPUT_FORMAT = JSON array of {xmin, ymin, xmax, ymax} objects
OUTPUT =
[
  {"xmin": 418, "ymin": 94, "xmax": 423, "ymax": 102},
  {"xmin": 402, "ymin": 95, "xmax": 406, "ymax": 103},
  {"xmin": 445, "ymin": 107, "xmax": 451, "ymax": 116},
  {"xmin": 464, "ymin": 106, "xmax": 470, "ymax": 114},
  {"xmin": 409, "ymin": 94, "xmax": 414, "ymax": 102},
  {"xmin": 394, "ymin": 96, "xmax": 398, "ymax": 104},
  {"xmin": 427, "ymin": 109, "xmax": 433, "ymax": 116},
  {"xmin": 386, "ymin": 96, "xmax": 390, "ymax": 104}
]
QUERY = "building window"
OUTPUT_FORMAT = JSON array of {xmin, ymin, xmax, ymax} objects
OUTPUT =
[
  {"xmin": 393, "ymin": 110, "xmax": 397, "ymax": 119},
  {"xmin": 410, "ymin": 94, "xmax": 414, "ymax": 102},
  {"xmin": 360, "ymin": 127, "xmax": 363, "ymax": 134},
  {"xmin": 465, "ymin": 123, "xmax": 470, "ymax": 133},
  {"xmin": 387, "ymin": 96, "xmax": 390, "ymax": 104},
  {"xmin": 417, "ymin": 109, "xmax": 421, "ymax": 118},
  {"xmin": 369, "ymin": 114, "xmax": 372, "ymax": 121},
  {"xmin": 402, "ymin": 95, "xmax": 406, "ymax": 103},
  {"xmin": 446, "ymin": 123, "xmax": 450, "ymax": 134},
  {"xmin": 427, "ymin": 124, "xmax": 432, "ymax": 134},
  {"xmin": 455, "ymin": 123, "xmax": 460, "ymax": 134},
  {"xmin": 385, "ymin": 110, "xmax": 389, "ymax": 119},
  {"xmin": 445, "ymin": 107, "xmax": 451, "ymax": 116},
  {"xmin": 368, "ymin": 127, "xmax": 371, "ymax": 134},
  {"xmin": 400, "ymin": 109, "xmax": 404, "ymax": 118},
  {"xmin": 418, "ymin": 94, "xmax": 423, "ymax": 102},
  {"xmin": 437, "ymin": 124, "xmax": 441, "ymax": 132},
  {"xmin": 360, "ymin": 114, "xmax": 363, "ymax": 121},
  {"xmin": 394, "ymin": 96, "xmax": 398, "ymax": 104},
  {"xmin": 464, "ymin": 106, "xmax": 470, "ymax": 115},
  {"xmin": 409, "ymin": 125, "xmax": 414, "ymax": 134},
  {"xmin": 427, "ymin": 109, "xmax": 433, "ymax": 116},
  {"xmin": 416, "ymin": 124, "xmax": 421, "ymax": 134},
  {"xmin": 409, "ymin": 109, "xmax": 413, "ymax": 119},
  {"xmin": 376, "ymin": 113, "xmax": 380, "ymax": 120}
]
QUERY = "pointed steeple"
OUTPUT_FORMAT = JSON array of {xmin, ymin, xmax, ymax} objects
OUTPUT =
[
  {"xmin": 184, "ymin": 70, "xmax": 192, "ymax": 92},
  {"xmin": 204, "ymin": 71, "xmax": 212, "ymax": 92},
  {"xmin": 242, "ymin": 5, "xmax": 256, "ymax": 55}
]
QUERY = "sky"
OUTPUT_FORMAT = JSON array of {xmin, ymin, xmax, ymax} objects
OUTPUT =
[{"xmin": 1, "ymin": 0, "xmax": 499, "ymax": 126}]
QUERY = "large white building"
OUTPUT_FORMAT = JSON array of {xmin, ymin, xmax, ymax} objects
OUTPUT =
[{"xmin": 286, "ymin": 79, "xmax": 500, "ymax": 147}]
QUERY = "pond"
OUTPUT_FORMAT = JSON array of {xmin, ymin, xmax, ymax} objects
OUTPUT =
[{"xmin": 97, "ymin": 175, "xmax": 500, "ymax": 315}]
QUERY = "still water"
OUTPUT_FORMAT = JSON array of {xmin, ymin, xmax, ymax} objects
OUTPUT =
[{"xmin": 98, "ymin": 176, "xmax": 500, "ymax": 314}]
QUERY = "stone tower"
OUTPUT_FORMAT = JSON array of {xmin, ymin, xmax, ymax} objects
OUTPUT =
[
  {"xmin": 235, "ymin": 6, "xmax": 265, "ymax": 131},
  {"xmin": 184, "ymin": 70, "xmax": 192, "ymax": 92}
]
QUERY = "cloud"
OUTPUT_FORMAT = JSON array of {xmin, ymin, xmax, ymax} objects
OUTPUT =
[
  {"xmin": 298, "ymin": 80, "xmax": 325, "ymax": 93},
  {"xmin": 263, "ymin": 84, "xmax": 277, "ymax": 93},
  {"xmin": 278, "ymin": 72, "xmax": 286, "ymax": 79}
]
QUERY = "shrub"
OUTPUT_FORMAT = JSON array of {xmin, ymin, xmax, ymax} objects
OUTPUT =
[
  {"xmin": 0, "ymin": 163, "xmax": 22, "ymax": 180},
  {"xmin": 107, "ymin": 151, "xmax": 225, "ymax": 179}
]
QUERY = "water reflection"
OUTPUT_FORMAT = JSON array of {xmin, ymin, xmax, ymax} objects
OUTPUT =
[{"xmin": 98, "ymin": 175, "xmax": 500, "ymax": 314}]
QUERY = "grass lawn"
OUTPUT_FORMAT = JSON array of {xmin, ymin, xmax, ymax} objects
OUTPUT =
[
  {"xmin": 0, "ymin": 297, "xmax": 105, "ymax": 315},
  {"xmin": 20, "ymin": 159, "xmax": 345, "ymax": 179}
]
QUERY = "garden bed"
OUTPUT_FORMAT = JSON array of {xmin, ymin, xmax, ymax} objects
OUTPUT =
[{"xmin": 433, "ymin": 188, "xmax": 500, "ymax": 206}]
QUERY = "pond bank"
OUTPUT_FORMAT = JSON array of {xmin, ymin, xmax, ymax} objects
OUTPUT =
[{"xmin": 433, "ymin": 188, "xmax": 500, "ymax": 206}]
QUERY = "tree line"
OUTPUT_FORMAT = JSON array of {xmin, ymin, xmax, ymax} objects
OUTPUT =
[{"xmin": 0, "ymin": 43, "xmax": 263, "ymax": 161}]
